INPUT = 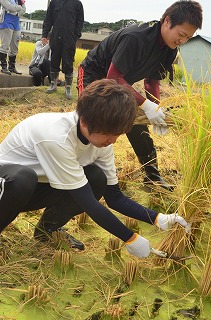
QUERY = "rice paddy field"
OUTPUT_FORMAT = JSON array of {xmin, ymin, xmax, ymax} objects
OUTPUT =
[{"xmin": 0, "ymin": 41, "xmax": 210, "ymax": 320}]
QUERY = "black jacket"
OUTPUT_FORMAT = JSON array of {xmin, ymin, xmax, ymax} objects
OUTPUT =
[
  {"xmin": 42, "ymin": 0, "xmax": 84, "ymax": 49},
  {"xmin": 81, "ymin": 21, "xmax": 177, "ymax": 84}
]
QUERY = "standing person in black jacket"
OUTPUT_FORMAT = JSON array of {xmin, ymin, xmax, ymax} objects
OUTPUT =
[
  {"xmin": 77, "ymin": 1, "xmax": 203, "ymax": 191},
  {"xmin": 42, "ymin": 0, "xmax": 84, "ymax": 99}
]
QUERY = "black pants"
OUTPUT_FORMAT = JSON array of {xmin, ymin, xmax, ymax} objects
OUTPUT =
[
  {"xmin": 77, "ymin": 65, "xmax": 154, "ymax": 159},
  {"xmin": 29, "ymin": 60, "xmax": 51, "ymax": 86},
  {"xmin": 50, "ymin": 38, "xmax": 76, "ymax": 75},
  {"xmin": 0, "ymin": 164, "xmax": 106, "ymax": 233}
]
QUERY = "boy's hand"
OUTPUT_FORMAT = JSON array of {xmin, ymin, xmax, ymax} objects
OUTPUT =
[
  {"xmin": 126, "ymin": 233, "xmax": 150, "ymax": 258},
  {"xmin": 155, "ymin": 213, "xmax": 191, "ymax": 233}
]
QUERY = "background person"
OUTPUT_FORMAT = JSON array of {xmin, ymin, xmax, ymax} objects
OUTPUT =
[
  {"xmin": 0, "ymin": 79, "xmax": 190, "ymax": 257},
  {"xmin": 77, "ymin": 1, "xmax": 203, "ymax": 191},
  {"xmin": 29, "ymin": 33, "xmax": 51, "ymax": 86},
  {"xmin": 0, "ymin": 0, "xmax": 26, "ymax": 75},
  {"xmin": 42, "ymin": 0, "xmax": 84, "ymax": 99}
]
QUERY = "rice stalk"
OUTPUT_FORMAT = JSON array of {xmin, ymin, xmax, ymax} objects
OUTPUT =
[
  {"xmin": 104, "ymin": 303, "xmax": 125, "ymax": 318},
  {"xmin": 124, "ymin": 217, "xmax": 140, "ymax": 234},
  {"xmin": 200, "ymin": 255, "xmax": 211, "ymax": 296},
  {"xmin": 134, "ymin": 107, "xmax": 175, "ymax": 126},
  {"xmin": 123, "ymin": 260, "xmax": 140, "ymax": 286},
  {"xmin": 155, "ymin": 77, "xmax": 211, "ymax": 266},
  {"xmin": 117, "ymin": 160, "xmax": 136, "ymax": 190},
  {"xmin": 26, "ymin": 284, "xmax": 50, "ymax": 305},
  {"xmin": 105, "ymin": 237, "xmax": 121, "ymax": 260},
  {"xmin": 77, "ymin": 212, "xmax": 89, "ymax": 227},
  {"xmin": 54, "ymin": 249, "xmax": 73, "ymax": 273},
  {"xmin": 200, "ymin": 229, "xmax": 211, "ymax": 296}
]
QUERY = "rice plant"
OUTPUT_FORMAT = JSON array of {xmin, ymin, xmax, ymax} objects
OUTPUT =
[
  {"xmin": 155, "ymin": 73, "xmax": 211, "ymax": 271},
  {"xmin": 199, "ymin": 228, "xmax": 211, "ymax": 296},
  {"xmin": 17, "ymin": 41, "xmax": 88, "ymax": 69},
  {"xmin": 200, "ymin": 255, "xmax": 211, "ymax": 296}
]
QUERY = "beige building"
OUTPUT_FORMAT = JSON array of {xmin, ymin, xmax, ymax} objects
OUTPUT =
[{"xmin": 20, "ymin": 18, "xmax": 113, "ymax": 48}]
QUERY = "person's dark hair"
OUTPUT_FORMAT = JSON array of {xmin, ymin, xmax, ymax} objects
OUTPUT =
[
  {"xmin": 77, "ymin": 79, "xmax": 137, "ymax": 135},
  {"xmin": 160, "ymin": 1, "xmax": 203, "ymax": 29}
]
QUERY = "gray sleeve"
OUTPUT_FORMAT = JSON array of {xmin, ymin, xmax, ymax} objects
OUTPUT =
[{"xmin": 1, "ymin": 0, "xmax": 22, "ymax": 12}]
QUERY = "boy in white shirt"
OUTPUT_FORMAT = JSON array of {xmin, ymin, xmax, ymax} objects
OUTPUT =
[{"xmin": 0, "ymin": 79, "xmax": 190, "ymax": 257}]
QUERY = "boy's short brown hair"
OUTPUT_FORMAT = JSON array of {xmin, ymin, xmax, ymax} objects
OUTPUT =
[
  {"xmin": 160, "ymin": 1, "xmax": 203, "ymax": 29},
  {"xmin": 76, "ymin": 79, "xmax": 137, "ymax": 135}
]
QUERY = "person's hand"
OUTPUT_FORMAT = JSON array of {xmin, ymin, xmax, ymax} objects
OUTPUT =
[
  {"xmin": 155, "ymin": 213, "xmax": 191, "ymax": 233},
  {"xmin": 152, "ymin": 124, "xmax": 169, "ymax": 136},
  {"xmin": 141, "ymin": 99, "xmax": 167, "ymax": 127},
  {"xmin": 19, "ymin": 0, "xmax": 25, "ymax": 5},
  {"xmin": 126, "ymin": 233, "xmax": 150, "ymax": 258}
]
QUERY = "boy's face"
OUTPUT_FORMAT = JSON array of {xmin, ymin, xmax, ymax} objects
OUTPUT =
[
  {"xmin": 161, "ymin": 17, "xmax": 197, "ymax": 49},
  {"xmin": 80, "ymin": 118, "xmax": 120, "ymax": 148},
  {"xmin": 86, "ymin": 132, "xmax": 120, "ymax": 148}
]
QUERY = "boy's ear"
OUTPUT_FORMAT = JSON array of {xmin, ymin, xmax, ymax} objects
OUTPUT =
[
  {"xmin": 80, "ymin": 117, "xmax": 88, "ymax": 130},
  {"xmin": 165, "ymin": 16, "xmax": 171, "ymax": 25},
  {"xmin": 80, "ymin": 117, "xmax": 86, "ymax": 127}
]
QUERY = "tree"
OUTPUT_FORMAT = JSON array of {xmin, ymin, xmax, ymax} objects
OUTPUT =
[
  {"xmin": 24, "ymin": 10, "xmax": 46, "ymax": 21},
  {"xmin": 23, "ymin": 11, "xmax": 141, "ymax": 32}
]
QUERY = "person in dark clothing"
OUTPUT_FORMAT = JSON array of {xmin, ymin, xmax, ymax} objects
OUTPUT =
[
  {"xmin": 0, "ymin": 79, "xmax": 190, "ymax": 257},
  {"xmin": 42, "ymin": 0, "xmax": 84, "ymax": 99},
  {"xmin": 77, "ymin": 1, "xmax": 203, "ymax": 191}
]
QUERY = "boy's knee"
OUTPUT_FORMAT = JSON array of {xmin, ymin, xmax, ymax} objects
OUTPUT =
[
  {"xmin": 85, "ymin": 165, "xmax": 106, "ymax": 184},
  {"xmin": 14, "ymin": 166, "xmax": 38, "ymax": 191}
]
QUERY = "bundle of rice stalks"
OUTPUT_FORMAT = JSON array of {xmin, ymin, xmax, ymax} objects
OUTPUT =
[
  {"xmin": 200, "ymin": 255, "xmax": 211, "ymax": 296},
  {"xmin": 54, "ymin": 249, "xmax": 73, "ymax": 272},
  {"xmin": 123, "ymin": 260, "xmax": 140, "ymax": 286},
  {"xmin": 200, "ymin": 229, "xmax": 211, "ymax": 296},
  {"xmin": 134, "ymin": 107, "xmax": 175, "ymax": 126},
  {"xmin": 156, "ymin": 81, "xmax": 211, "ymax": 265},
  {"xmin": 105, "ymin": 237, "xmax": 121, "ymax": 260},
  {"xmin": 117, "ymin": 160, "xmax": 136, "ymax": 190},
  {"xmin": 77, "ymin": 212, "xmax": 89, "ymax": 227},
  {"xmin": 26, "ymin": 284, "xmax": 50, "ymax": 305},
  {"xmin": 104, "ymin": 303, "xmax": 125, "ymax": 318},
  {"xmin": 124, "ymin": 217, "xmax": 140, "ymax": 234}
]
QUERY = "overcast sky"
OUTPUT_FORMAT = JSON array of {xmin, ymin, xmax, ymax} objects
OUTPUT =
[{"xmin": 25, "ymin": 0, "xmax": 211, "ymax": 37}]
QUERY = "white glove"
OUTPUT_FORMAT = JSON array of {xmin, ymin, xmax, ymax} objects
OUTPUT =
[
  {"xmin": 155, "ymin": 213, "xmax": 191, "ymax": 233},
  {"xmin": 126, "ymin": 233, "xmax": 150, "ymax": 258},
  {"xmin": 141, "ymin": 99, "xmax": 167, "ymax": 127},
  {"xmin": 152, "ymin": 124, "xmax": 169, "ymax": 136}
]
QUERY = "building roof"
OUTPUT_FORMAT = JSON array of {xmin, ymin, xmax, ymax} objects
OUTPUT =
[
  {"xmin": 96, "ymin": 27, "xmax": 114, "ymax": 32},
  {"xmin": 189, "ymin": 34, "xmax": 211, "ymax": 44},
  {"xmin": 80, "ymin": 32, "xmax": 108, "ymax": 42}
]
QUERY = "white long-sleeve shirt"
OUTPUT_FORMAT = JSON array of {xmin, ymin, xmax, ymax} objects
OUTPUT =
[
  {"xmin": 29, "ymin": 41, "xmax": 51, "ymax": 67},
  {"xmin": 0, "ymin": 111, "xmax": 118, "ymax": 189}
]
